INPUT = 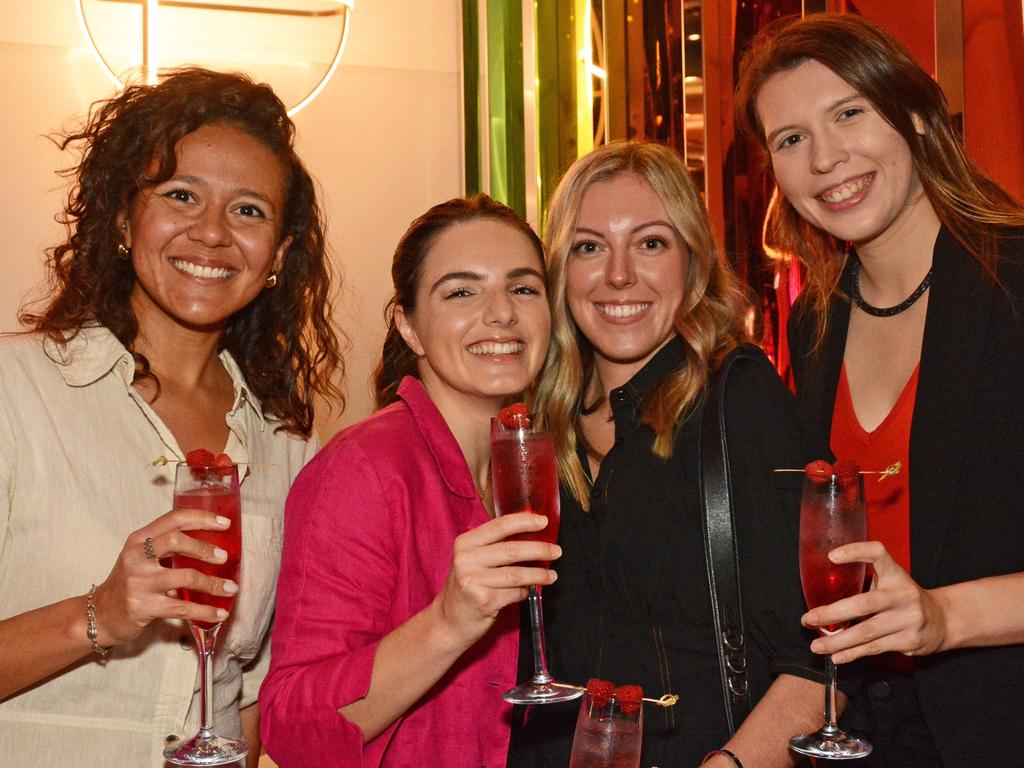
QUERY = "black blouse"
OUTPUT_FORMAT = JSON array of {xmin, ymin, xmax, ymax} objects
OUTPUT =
[{"xmin": 509, "ymin": 339, "xmax": 825, "ymax": 768}]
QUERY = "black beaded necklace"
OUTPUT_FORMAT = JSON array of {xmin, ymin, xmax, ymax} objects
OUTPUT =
[{"xmin": 850, "ymin": 257, "xmax": 933, "ymax": 317}]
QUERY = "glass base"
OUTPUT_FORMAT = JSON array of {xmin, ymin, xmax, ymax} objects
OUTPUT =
[
  {"xmin": 502, "ymin": 678, "xmax": 585, "ymax": 705},
  {"xmin": 790, "ymin": 727, "xmax": 873, "ymax": 760},
  {"xmin": 163, "ymin": 730, "xmax": 249, "ymax": 766}
]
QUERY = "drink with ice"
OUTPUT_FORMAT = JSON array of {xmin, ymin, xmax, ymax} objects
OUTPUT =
[{"xmin": 569, "ymin": 686, "xmax": 643, "ymax": 768}]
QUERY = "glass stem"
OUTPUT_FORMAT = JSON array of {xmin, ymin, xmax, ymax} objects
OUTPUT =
[
  {"xmin": 823, "ymin": 656, "xmax": 838, "ymax": 733},
  {"xmin": 527, "ymin": 586, "xmax": 552, "ymax": 684},
  {"xmin": 192, "ymin": 623, "xmax": 221, "ymax": 736}
]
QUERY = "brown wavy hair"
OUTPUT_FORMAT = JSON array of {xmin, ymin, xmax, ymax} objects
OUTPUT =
[
  {"xmin": 534, "ymin": 141, "xmax": 750, "ymax": 509},
  {"xmin": 372, "ymin": 194, "xmax": 545, "ymax": 409},
  {"xmin": 734, "ymin": 13, "xmax": 1024, "ymax": 337},
  {"xmin": 20, "ymin": 67, "xmax": 343, "ymax": 436}
]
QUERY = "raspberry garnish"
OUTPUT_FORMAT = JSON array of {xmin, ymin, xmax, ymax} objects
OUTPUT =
[
  {"xmin": 213, "ymin": 452, "xmax": 234, "ymax": 476},
  {"xmin": 614, "ymin": 684, "xmax": 644, "ymax": 715},
  {"xmin": 804, "ymin": 459, "xmax": 833, "ymax": 484},
  {"xmin": 586, "ymin": 678, "xmax": 615, "ymax": 707},
  {"xmin": 497, "ymin": 403, "xmax": 531, "ymax": 429},
  {"xmin": 185, "ymin": 449, "xmax": 216, "ymax": 469},
  {"xmin": 833, "ymin": 459, "xmax": 860, "ymax": 485}
]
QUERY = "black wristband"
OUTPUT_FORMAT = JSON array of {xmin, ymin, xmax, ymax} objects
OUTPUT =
[{"xmin": 701, "ymin": 748, "xmax": 744, "ymax": 768}]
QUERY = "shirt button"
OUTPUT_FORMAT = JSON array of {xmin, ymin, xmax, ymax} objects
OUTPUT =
[
  {"xmin": 179, "ymin": 635, "xmax": 193, "ymax": 650},
  {"xmin": 868, "ymin": 680, "xmax": 891, "ymax": 699}
]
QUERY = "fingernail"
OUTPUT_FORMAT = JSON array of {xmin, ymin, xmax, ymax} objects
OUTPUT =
[
  {"xmin": 548, "ymin": 570, "xmax": 558, "ymax": 582},
  {"xmin": 212, "ymin": 547, "xmax": 228, "ymax": 561},
  {"xmin": 552, "ymin": 546, "xmax": 563, "ymax": 558},
  {"xmin": 811, "ymin": 639, "xmax": 823, "ymax": 653},
  {"xmin": 216, "ymin": 609, "xmax": 229, "ymax": 619},
  {"xmin": 223, "ymin": 581, "xmax": 239, "ymax": 594},
  {"xmin": 215, "ymin": 516, "xmax": 230, "ymax": 527}
]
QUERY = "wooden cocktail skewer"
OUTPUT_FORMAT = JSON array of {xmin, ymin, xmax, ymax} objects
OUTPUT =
[
  {"xmin": 772, "ymin": 461, "xmax": 902, "ymax": 481},
  {"xmin": 551, "ymin": 682, "xmax": 679, "ymax": 707}
]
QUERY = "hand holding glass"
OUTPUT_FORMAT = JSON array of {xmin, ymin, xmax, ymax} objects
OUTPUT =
[
  {"xmin": 163, "ymin": 461, "xmax": 247, "ymax": 766},
  {"xmin": 789, "ymin": 464, "xmax": 872, "ymax": 760},
  {"xmin": 490, "ymin": 412, "xmax": 582, "ymax": 705}
]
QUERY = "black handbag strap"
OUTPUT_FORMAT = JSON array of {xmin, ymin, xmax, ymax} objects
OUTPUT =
[{"xmin": 698, "ymin": 348, "xmax": 758, "ymax": 734}]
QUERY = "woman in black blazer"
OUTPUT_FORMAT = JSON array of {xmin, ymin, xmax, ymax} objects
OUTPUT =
[{"xmin": 735, "ymin": 13, "xmax": 1024, "ymax": 768}]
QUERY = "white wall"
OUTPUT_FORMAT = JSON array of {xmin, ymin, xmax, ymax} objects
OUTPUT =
[{"xmin": 0, "ymin": 0, "xmax": 464, "ymax": 437}]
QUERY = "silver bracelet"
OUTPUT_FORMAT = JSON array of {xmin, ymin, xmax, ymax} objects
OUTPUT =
[{"xmin": 86, "ymin": 584, "xmax": 111, "ymax": 657}]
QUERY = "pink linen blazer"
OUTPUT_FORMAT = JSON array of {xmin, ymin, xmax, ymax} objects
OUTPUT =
[{"xmin": 260, "ymin": 376, "xmax": 519, "ymax": 767}]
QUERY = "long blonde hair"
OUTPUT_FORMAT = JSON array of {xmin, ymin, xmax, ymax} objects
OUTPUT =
[
  {"xmin": 535, "ymin": 141, "xmax": 749, "ymax": 509},
  {"xmin": 735, "ymin": 13, "xmax": 1024, "ymax": 338}
]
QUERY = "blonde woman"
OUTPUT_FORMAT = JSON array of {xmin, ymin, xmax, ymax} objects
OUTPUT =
[{"xmin": 508, "ymin": 141, "xmax": 828, "ymax": 768}]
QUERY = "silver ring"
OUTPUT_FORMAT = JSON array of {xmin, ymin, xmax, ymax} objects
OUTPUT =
[{"xmin": 143, "ymin": 537, "xmax": 158, "ymax": 560}]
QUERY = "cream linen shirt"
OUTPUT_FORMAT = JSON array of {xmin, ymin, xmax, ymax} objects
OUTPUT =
[{"xmin": 0, "ymin": 327, "xmax": 317, "ymax": 767}]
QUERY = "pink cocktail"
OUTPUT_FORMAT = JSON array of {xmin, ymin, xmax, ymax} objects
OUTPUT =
[
  {"xmin": 172, "ymin": 483, "xmax": 242, "ymax": 628},
  {"xmin": 490, "ymin": 428, "xmax": 559, "ymax": 566},
  {"xmin": 490, "ymin": 410, "xmax": 582, "ymax": 706},
  {"xmin": 164, "ymin": 461, "xmax": 247, "ymax": 766},
  {"xmin": 790, "ymin": 461, "xmax": 872, "ymax": 760},
  {"xmin": 799, "ymin": 473, "xmax": 866, "ymax": 632}
]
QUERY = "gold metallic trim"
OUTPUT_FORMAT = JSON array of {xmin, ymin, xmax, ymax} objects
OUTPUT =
[{"xmin": 93, "ymin": 0, "xmax": 352, "ymax": 17}]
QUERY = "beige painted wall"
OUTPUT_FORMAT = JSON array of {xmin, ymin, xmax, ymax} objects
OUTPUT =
[{"xmin": 0, "ymin": 0, "xmax": 464, "ymax": 437}]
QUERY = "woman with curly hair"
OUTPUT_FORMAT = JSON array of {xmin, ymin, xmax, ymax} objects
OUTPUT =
[
  {"xmin": 0, "ymin": 68, "xmax": 342, "ymax": 767},
  {"xmin": 735, "ymin": 13, "xmax": 1024, "ymax": 765},
  {"xmin": 509, "ymin": 141, "xmax": 827, "ymax": 768}
]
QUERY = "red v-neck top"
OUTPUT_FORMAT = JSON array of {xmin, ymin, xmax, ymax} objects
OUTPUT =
[{"xmin": 830, "ymin": 361, "xmax": 919, "ymax": 573}]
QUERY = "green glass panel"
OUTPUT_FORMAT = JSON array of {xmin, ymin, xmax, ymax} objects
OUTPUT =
[
  {"xmin": 486, "ymin": 0, "xmax": 526, "ymax": 217},
  {"xmin": 535, "ymin": 0, "xmax": 586, "ymax": 229},
  {"xmin": 462, "ymin": 0, "xmax": 482, "ymax": 195}
]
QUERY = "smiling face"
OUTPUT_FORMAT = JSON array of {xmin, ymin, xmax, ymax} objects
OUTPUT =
[
  {"xmin": 756, "ymin": 58, "xmax": 937, "ymax": 254},
  {"xmin": 395, "ymin": 217, "xmax": 550, "ymax": 414},
  {"xmin": 122, "ymin": 122, "xmax": 290, "ymax": 337},
  {"xmin": 566, "ymin": 172, "xmax": 689, "ymax": 389}
]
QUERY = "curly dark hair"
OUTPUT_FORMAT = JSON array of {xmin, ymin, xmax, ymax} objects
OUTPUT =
[
  {"xmin": 372, "ymin": 194, "xmax": 545, "ymax": 409},
  {"xmin": 21, "ymin": 67, "xmax": 343, "ymax": 436}
]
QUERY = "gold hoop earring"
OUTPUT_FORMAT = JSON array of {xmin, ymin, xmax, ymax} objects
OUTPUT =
[
  {"xmin": 117, "ymin": 243, "xmax": 131, "ymax": 260},
  {"xmin": 265, "ymin": 273, "xmax": 278, "ymax": 289}
]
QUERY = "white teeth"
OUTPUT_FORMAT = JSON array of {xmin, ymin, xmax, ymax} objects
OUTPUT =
[
  {"xmin": 821, "ymin": 175, "xmax": 872, "ymax": 203},
  {"xmin": 172, "ymin": 259, "xmax": 232, "ymax": 279},
  {"xmin": 468, "ymin": 341, "xmax": 523, "ymax": 356},
  {"xmin": 597, "ymin": 303, "xmax": 650, "ymax": 318}
]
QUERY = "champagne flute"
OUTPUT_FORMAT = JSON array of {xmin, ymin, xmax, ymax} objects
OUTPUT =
[
  {"xmin": 490, "ymin": 412, "xmax": 583, "ymax": 705},
  {"xmin": 789, "ymin": 462, "xmax": 872, "ymax": 760},
  {"xmin": 163, "ymin": 461, "xmax": 247, "ymax": 766}
]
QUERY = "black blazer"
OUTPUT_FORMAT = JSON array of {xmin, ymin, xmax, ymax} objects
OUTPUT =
[{"xmin": 788, "ymin": 226, "xmax": 1024, "ymax": 766}]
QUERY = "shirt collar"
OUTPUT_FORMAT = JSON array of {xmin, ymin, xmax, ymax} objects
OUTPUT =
[
  {"xmin": 45, "ymin": 325, "xmax": 265, "ymax": 428},
  {"xmin": 396, "ymin": 375, "xmax": 478, "ymax": 499},
  {"xmin": 608, "ymin": 335, "xmax": 686, "ymax": 412},
  {"xmin": 605, "ymin": 335, "xmax": 686, "ymax": 438}
]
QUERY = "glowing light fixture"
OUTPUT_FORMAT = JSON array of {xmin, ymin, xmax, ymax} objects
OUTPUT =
[{"xmin": 76, "ymin": 0, "xmax": 354, "ymax": 115}]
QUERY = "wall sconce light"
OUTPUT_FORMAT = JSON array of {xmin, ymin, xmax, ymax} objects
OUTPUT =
[{"xmin": 76, "ymin": 0, "xmax": 354, "ymax": 116}]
